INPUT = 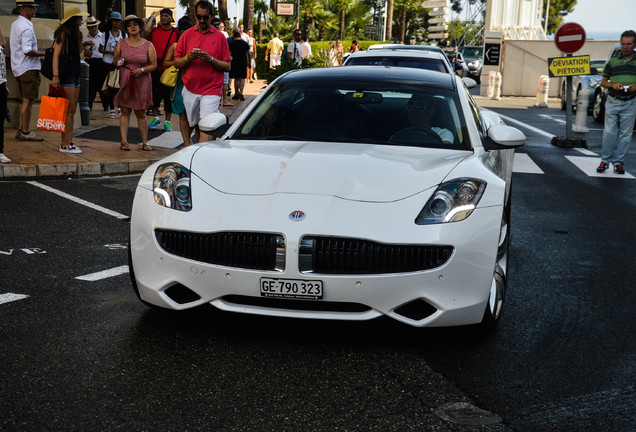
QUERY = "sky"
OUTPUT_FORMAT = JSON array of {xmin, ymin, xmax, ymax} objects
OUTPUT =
[
  {"xmin": 177, "ymin": 0, "xmax": 631, "ymax": 37},
  {"xmin": 566, "ymin": 0, "xmax": 632, "ymax": 35}
]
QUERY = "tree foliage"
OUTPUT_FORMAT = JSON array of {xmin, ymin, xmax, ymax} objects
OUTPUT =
[{"xmin": 541, "ymin": 0, "xmax": 577, "ymax": 34}]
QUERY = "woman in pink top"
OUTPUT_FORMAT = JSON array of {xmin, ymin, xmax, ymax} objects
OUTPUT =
[{"xmin": 113, "ymin": 15, "xmax": 157, "ymax": 151}]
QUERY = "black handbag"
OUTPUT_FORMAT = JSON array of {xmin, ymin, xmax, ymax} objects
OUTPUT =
[{"xmin": 41, "ymin": 38, "xmax": 69, "ymax": 80}]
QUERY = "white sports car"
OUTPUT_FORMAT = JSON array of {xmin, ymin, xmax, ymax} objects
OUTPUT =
[{"xmin": 129, "ymin": 66, "xmax": 525, "ymax": 330}]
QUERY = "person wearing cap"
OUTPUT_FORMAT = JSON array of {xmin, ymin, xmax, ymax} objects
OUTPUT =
[
  {"xmin": 113, "ymin": 14, "xmax": 157, "ymax": 151},
  {"xmin": 174, "ymin": 0, "xmax": 230, "ymax": 143},
  {"xmin": 83, "ymin": 16, "xmax": 108, "ymax": 111},
  {"xmin": 147, "ymin": 8, "xmax": 181, "ymax": 131},
  {"xmin": 98, "ymin": 11, "xmax": 124, "ymax": 118},
  {"xmin": 10, "ymin": 0, "xmax": 46, "ymax": 142},
  {"xmin": 51, "ymin": 5, "xmax": 89, "ymax": 153}
]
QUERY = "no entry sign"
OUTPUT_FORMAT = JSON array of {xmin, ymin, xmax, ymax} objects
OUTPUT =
[{"xmin": 554, "ymin": 23, "xmax": 586, "ymax": 54}]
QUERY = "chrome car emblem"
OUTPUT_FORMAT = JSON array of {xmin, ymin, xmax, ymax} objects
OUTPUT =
[{"xmin": 289, "ymin": 210, "xmax": 306, "ymax": 221}]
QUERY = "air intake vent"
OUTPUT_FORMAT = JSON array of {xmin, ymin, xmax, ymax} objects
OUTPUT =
[
  {"xmin": 299, "ymin": 236, "xmax": 453, "ymax": 274},
  {"xmin": 155, "ymin": 229, "xmax": 285, "ymax": 271}
]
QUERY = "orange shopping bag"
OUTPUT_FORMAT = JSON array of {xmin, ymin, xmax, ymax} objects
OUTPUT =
[{"xmin": 37, "ymin": 85, "xmax": 69, "ymax": 133}]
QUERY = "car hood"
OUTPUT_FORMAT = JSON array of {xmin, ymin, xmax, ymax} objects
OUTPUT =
[{"xmin": 191, "ymin": 140, "xmax": 470, "ymax": 202}]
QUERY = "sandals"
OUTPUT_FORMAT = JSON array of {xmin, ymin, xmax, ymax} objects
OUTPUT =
[
  {"xmin": 120, "ymin": 142, "xmax": 131, "ymax": 151},
  {"xmin": 142, "ymin": 145, "xmax": 154, "ymax": 151}
]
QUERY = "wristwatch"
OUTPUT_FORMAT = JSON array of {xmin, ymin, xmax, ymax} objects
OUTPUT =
[{"xmin": 210, "ymin": 56, "xmax": 214, "ymax": 64}]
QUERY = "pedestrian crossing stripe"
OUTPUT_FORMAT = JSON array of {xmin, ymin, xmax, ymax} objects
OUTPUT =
[
  {"xmin": 0, "ymin": 293, "xmax": 29, "ymax": 305},
  {"xmin": 565, "ymin": 156, "xmax": 635, "ymax": 179},
  {"xmin": 514, "ymin": 153, "xmax": 544, "ymax": 174}
]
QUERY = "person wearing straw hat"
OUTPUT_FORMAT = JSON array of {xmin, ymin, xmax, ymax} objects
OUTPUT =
[
  {"xmin": 10, "ymin": 0, "xmax": 46, "ymax": 142},
  {"xmin": 51, "ymin": 5, "xmax": 89, "ymax": 153},
  {"xmin": 113, "ymin": 14, "xmax": 157, "ymax": 151},
  {"xmin": 83, "ymin": 16, "xmax": 108, "ymax": 111}
]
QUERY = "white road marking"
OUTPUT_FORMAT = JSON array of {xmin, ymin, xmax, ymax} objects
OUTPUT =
[
  {"xmin": 27, "ymin": 181, "xmax": 129, "ymax": 220},
  {"xmin": 539, "ymin": 114, "xmax": 566, "ymax": 125},
  {"xmin": 0, "ymin": 293, "xmax": 29, "ymax": 305},
  {"xmin": 499, "ymin": 114, "xmax": 554, "ymax": 139},
  {"xmin": 565, "ymin": 156, "xmax": 635, "ymax": 179},
  {"xmin": 574, "ymin": 148, "xmax": 598, "ymax": 156},
  {"xmin": 514, "ymin": 153, "xmax": 544, "ymax": 174},
  {"xmin": 76, "ymin": 265, "xmax": 130, "ymax": 281}
]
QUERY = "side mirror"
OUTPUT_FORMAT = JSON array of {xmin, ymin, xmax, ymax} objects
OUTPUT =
[
  {"xmin": 199, "ymin": 112, "xmax": 231, "ymax": 137},
  {"xmin": 482, "ymin": 125, "xmax": 526, "ymax": 150},
  {"xmin": 463, "ymin": 77, "xmax": 477, "ymax": 88}
]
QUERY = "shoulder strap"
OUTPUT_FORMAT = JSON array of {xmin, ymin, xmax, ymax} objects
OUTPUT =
[{"xmin": 161, "ymin": 28, "xmax": 175, "ymax": 61}]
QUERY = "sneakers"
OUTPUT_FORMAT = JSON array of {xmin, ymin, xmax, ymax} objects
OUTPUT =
[
  {"xmin": 148, "ymin": 117, "xmax": 161, "ymax": 129},
  {"xmin": 59, "ymin": 143, "xmax": 82, "ymax": 154},
  {"xmin": 109, "ymin": 110, "xmax": 117, "ymax": 118},
  {"xmin": 596, "ymin": 161, "xmax": 609, "ymax": 173},
  {"xmin": 0, "ymin": 153, "xmax": 10, "ymax": 163},
  {"xmin": 164, "ymin": 121, "xmax": 172, "ymax": 131},
  {"xmin": 614, "ymin": 163, "xmax": 625, "ymax": 174},
  {"xmin": 18, "ymin": 131, "xmax": 44, "ymax": 141}
]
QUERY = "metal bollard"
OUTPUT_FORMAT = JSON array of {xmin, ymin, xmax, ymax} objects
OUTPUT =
[
  {"xmin": 572, "ymin": 87, "xmax": 591, "ymax": 133},
  {"xmin": 79, "ymin": 60, "xmax": 90, "ymax": 126},
  {"xmin": 534, "ymin": 75, "xmax": 549, "ymax": 108},
  {"xmin": 492, "ymin": 72, "xmax": 502, "ymax": 100},
  {"xmin": 487, "ymin": 71, "xmax": 496, "ymax": 98}
]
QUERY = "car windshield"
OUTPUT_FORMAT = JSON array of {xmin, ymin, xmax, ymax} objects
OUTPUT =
[
  {"xmin": 460, "ymin": 47, "xmax": 483, "ymax": 58},
  {"xmin": 232, "ymin": 80, "xmax": 470, "ymax": 150},
  {"xmin": 346, "ymin": 56, "xmax": 448, "ymax": 73},
  {"xmin": 590, "ymin": 60, "xmax": 605, "ymax": 74}
]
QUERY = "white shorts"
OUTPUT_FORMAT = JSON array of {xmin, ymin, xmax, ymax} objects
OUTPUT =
[
  {"xmin": 270, "ymin": 54, "xmax": 281, "ymax": 69},
  {"xmin": 182, "ymin": 86, "xmax": 221, "ymax": 127}
]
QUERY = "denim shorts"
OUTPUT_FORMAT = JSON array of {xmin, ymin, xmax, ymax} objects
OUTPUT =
[{"xmin": 61, "ymin": 74, "xmax": 80, "ymax": 88}]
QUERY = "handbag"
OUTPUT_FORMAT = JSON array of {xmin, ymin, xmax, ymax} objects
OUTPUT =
[
  {"xmin": 101, "ymin": 68, "xmax": 120, "ymax": 94},
  {"xmin": 159, "ymin": 65, "xmax": 178, "ymax": 87},
  {"xmin": 37, "ymin": 85, "xmax": 69, "ymax": 132},
  {"xmin": 41, "ymin": 38, "xmax": 69, "ymax": 80}
]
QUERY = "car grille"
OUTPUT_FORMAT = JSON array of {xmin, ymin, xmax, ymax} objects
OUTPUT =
[
  {"xmin": 299, "ymin": 236, "xmax": 453, "ymax": 274},
  {"xmin": 155, "ymin": 229, "xmax": 285, "ymax": 271}
]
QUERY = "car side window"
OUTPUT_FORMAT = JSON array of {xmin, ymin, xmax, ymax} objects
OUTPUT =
[{"xmin": 463, "ymin": 86, "xmax": 486, "ymax": 136}]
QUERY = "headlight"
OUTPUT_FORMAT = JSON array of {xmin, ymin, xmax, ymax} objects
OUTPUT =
[
  {"xmin": 153, "ymin": 163, "xmax": 192, "ymax": 211},
  {"xmin": 416, "ymin": 178, "xmax": 486, "ymax": 225}
]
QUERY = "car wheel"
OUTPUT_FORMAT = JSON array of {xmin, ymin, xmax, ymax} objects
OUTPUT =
[
  {"xmin": 480, "ymin": 266, "xmax": 506, "ymax": 331},
  {"xmin": 592, "ymin": 91, "xmax": 605, "ymax": 123}
]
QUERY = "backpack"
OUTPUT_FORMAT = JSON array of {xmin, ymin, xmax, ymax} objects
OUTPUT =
[{"xmin": 281, "ymin": 42, "xmax": 299, "ymax": 66}]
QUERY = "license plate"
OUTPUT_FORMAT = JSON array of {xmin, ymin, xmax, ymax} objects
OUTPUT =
[{"xmin": 260, "ymin": 278, "xmax": 323, "ymax": 300}]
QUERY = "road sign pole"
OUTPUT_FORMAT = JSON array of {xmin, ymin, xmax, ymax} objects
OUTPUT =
[{"xmin": 565, "ymin": 54, "xmax": 573, "ymax": 140}]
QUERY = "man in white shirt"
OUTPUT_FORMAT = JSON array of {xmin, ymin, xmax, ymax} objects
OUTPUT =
[
  {"xmin": 299, "ymin": 36, "xmax": 312, "ymax": 59},
  {"xmin": 10, "ymin": 0, "xmax": 45, "ymax": 141},
  {"xmin": 83, "ymin": 16, "xmax": 107, "ymax": 111},
  {"xmin": 286, "ymin": 30, "xmax": 302, "ymax": 66}
]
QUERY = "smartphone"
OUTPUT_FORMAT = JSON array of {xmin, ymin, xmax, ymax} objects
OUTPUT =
[{"xmin": 193, "ymin": 48, "xmax": 201, "ymax": 56}]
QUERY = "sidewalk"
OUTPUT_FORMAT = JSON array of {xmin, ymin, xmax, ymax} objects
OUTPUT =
[{"xmin": 0, "ymin": 79, "xmax": 267, "ymax": 179}]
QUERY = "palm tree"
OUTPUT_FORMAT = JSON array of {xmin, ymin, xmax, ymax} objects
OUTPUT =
[
  {"xmin": 329, "ymin": 0, "xmax": 353, "ymax": 40},
  {"xmin": 254, "ymin": 0, "xmax": 269, "ymax": 42},
  {"xmin": 243, "ymin": 0, "xmax": 255, "ymax": 30},
  {"xmin": 394, "ymin": 0, "xmax": 419, "ymax": 42},
  {"xmin": 312, "ymin": 8, "xmax": 338, "ymax": 41},
  {"xmin": 300, "ymin": 0, "xmax": 324, "ymax": 35},
  {"xmin": 218, "ymin": 0, "xmax": 229, "ymax": 25},
  {"xmin": 385, "ymin": 0, "xmax": 393, "ymax": 41}
]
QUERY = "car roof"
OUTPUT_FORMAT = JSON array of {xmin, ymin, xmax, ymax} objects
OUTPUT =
[
  {"xmin": 346, "ymin": 49, "xmax": 449, "ymax": 60},
  {"xmin": 345, "ymin": 48, "xmax": 453, "ymax": 72},
  {"xmin": 277, "ymin": 65, "xmax": 457, "ymax": 91},
  {"xmin": 368, "ymin": 43, "xmax": 445, "ymax": 53}
]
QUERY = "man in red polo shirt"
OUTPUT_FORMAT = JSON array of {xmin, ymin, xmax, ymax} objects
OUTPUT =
[
  {"xmin": 147, "ymin": 8, "xmax": 181, "ymax": 131},
  {"xmin": 174, "ymin": 0, "xmax": 230, "ymax": 142}
]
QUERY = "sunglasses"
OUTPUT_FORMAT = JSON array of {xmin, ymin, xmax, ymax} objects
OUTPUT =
[
  {"xmin": 196, "ymin": 14, "xmax": 210, "ymax": 20},
  {"xmin": 127, "ymin": 22, "xmax": 139, "ymax": 27}
]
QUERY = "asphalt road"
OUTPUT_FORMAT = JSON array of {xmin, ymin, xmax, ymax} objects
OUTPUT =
[{"xmin": 1, "ymin": 106, "xmax": 635, "ymax": 431}]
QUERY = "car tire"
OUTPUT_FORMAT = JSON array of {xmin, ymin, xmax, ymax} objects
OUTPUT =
[
  {"xmin": 480, "ymin": 266, "xmax": 506, "ymax": 332},
  {"xmin": 592, "ymin": 90, "xmax": 605, "ymax": 123}
]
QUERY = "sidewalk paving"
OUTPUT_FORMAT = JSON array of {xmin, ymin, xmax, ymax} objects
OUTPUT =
[{"xmin": 0, "ymin": 79, "xmax": 267, "ymax": 179}]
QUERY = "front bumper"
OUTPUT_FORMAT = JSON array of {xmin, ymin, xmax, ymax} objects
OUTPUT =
[{"xmin": 130, "ymin": 181, "xmax": 503, "ymax": 328}]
